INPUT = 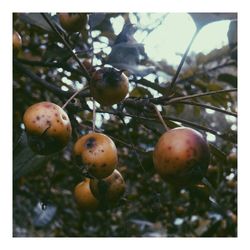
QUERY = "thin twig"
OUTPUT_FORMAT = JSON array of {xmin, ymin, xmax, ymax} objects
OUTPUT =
[
  {"xmin": 77, "ymin": 104, "xmax": 236, "ymax": 143},
  {"xmin": 78, "ymin": 122, "xmax": 145, "ymax": 153},
  {"xmin": 165, "ymin": 88, "xmax": 237, "ymax": 104},
  {"xmin": 152, "ymin": 104, "xmax": 169, "ymax": 131},
  {"xmin": 41, "ymin": 13, "xmax": 91, "ymax": 81},
  {"xmin": 168, "ymin": 29, "xmax": 200, "ymax": 92},
  {"xmin": 92, "ymin": 98, "xmax": 96, "ymax": 132},
  {"xmin": 176, "ymin": 100, "xmax": 237, "ymax": 117},
  {"xmin": 17, "ymin": 58, "xmax": 83, "ymax": 75},
  {"xmin": 119, "ymin": 115, "xmax": 146, "ymax": 172},
  {"xmin": 61, "ymin": 86, "xmax": 89, "ymax": 109},
  {"xmin": 176, "ymin": 61, "xmax": 237, "ymax": 85},
  {"xmin": 14, "ymin": 59, "xmax": 90, "ymax": 98}
]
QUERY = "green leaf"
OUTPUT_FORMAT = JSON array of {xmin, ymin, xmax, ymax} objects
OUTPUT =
[
  {"xmin": 173, "ymin": 103, "xmax": 185, "ymax": 115},
  {"xmin": 209, "ymin": 144, "xmax": 227, "ymax": 163},
  {"xmin": 193, "ymin": 105, "xmax": 201, "ymax": 117},
  {"xmin": 19, "ymin": 13, "xmax": 53, "ymax": 32},
  {"xmin": 130, "ymin": 86, "xmax": 153, "ymax": 98},
  {"xmin": 13, "ymin": 132, "xmax": 51, "ymax": 180},
  {"xmin": 218, "ymin": 74, "xmax": 237, "ymax": 88}
]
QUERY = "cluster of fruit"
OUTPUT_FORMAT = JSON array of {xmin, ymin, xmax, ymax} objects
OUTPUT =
[
  {"xmin": 22, "ymin": 101, "xmax": 126, "ymax": 211},
  {"xmin": 15, "ymin": 12, "xmax": 211, "ymax": 211}
]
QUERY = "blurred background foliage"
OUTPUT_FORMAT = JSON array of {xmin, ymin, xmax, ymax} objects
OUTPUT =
[{"xmin": 13, "ymin": 12, "xmax": 237, "ymax": 237}]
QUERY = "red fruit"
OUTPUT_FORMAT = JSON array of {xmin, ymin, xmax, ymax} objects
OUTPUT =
[{"xmin": 153, "ymin": 127, "xmax": 210, "ymax": 185}]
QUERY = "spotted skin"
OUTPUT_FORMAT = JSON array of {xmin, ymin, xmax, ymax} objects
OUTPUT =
[
  {"xmin": 73, "ymin": 133, "xmax": 118, "ymax": 179},
  {"xmin": 153, "ymin": 127, "xmax": 210, "ymax": 185},
  {"xmin": 23, "ymin": 102, "xmax": 72, "ymax": 154}
]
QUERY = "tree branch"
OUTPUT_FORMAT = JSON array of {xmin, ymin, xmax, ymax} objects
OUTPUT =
[
  {"xmin": 16, "ymin": 58, "xmax": 83, "ymax": 75},
  {"xmin": 176, "ymin": 100, "xmax": 237, "ymax": 117},
  {"xmin": 149, "ymin": 88, "xmax": 237, "ymax": 105},
  {"xmin": 14, "ymin": 59, "xmax": 90, "ymax": 98},
  {"xmin": 41, "ymin": 13, "xmax": 91, "ymax": 82},
  {"xmin": 168, "ymin": 29, "xmax": 200, "ymax": 92}
]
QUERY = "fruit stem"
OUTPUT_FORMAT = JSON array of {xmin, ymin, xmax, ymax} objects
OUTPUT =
[
  {"xmin": 152, "ymin": 104, "xmax": 169, "ymax": 131},
  {"xmin": 62, "ymin": 86, "xmax": 89, "ymax": 110},
  {"xmin": 41, "ymin": 13, "xmax": 91, "ymax": 82},
  {"xmin": 168, "ymin": 29, "xmax": 200, "ymax": 93},
  {"xmin": 92, "ymin": 98, "xmax": 96, "ymax": 132}
]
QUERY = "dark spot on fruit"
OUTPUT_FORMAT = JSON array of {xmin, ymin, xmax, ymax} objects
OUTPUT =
[
  {"xmin": 102, "ymin": 164, "xmax": 106, "ymax": 168},
  {"xmin": 53, "ymin": 129, "xmax": 56, "ymax": 132},
  {"xmin": 168, "ymin": 146, "xmax": 172, "ymax": 150},
  {"xmin": 175, "ymin": 157, "xmax": 179, "ymax": 160},
  {"xmin": 57, "ymin": 120, "xmax": 60, "ymax": 123},
  {"xmin": 114, "ymin": 173, "xmax": 119, "ymax": 179},
  {"xmin": 62, "ymin": 115, "xmax": 67, "ymax": 120},
  {"xmin": 46, "ymin": 120, "xmax": 51, "ymax": 125},
  {"xmin": 101, "ymin": 149, "xmax": 104, "ymax": 152},
  {"xmin": 55, "ymin": 113, "xmax": 58, "ymax": 117},
  {"xmin": 85, "ymin": 137, "xmax": 96, "ymax": 149},
  {"xmin": 88, "ymin": 150, "xmax": 92, "ymax": 153},
  {"xmin": 42, "ymin": 115, "xmax": 45, "ymax": 117},
  {"xmin": 44, "ymin": 103, "xmax": 52, "ymax": 108},
  {"xmin": 53, "ymin": 107, "xmax": 56, "ymax": 110},
  {"xmin": 36, "ymin": 116, "xmax": 40, "ymax": 121},
  {"xmin": 32, "ymin": 120, "xmax": 36, "ymax": 123},
  {"xmin": 67, "ymin": 127, "xmax": 69, "ymax": 131},
  {"xmin": 191, "ymin": 148, "xmax": 197, "ymax": 156}
]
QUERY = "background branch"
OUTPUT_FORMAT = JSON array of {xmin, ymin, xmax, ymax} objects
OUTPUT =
[
  {"xmin": 14, "ymin": 59, "xmax": 90, "ymax": 98},
  {"xmin": 176, "ymin": 100, "xmax": 237, "ymax": 117},
  {"xmin": 41, "ymin": 13, "xmax": 91, "ymax": 81}
]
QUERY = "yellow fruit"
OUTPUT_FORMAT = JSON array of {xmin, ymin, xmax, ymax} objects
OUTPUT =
[
  {"xmin": 90, "ymin": 67, "xmax": 129, "ymax": 106},
  {"xmin": 74, "ymin": 178, "xmax": 99, "ymax": 211},
  {"xmin": 13, "ymin": 31, "xmax": 22, "ymax": 54},
  {"xmin": 73, "ymin": 133, "xmax": 118, "ymax": 179},
  {"xmin": 59, "ymin": 13, "xmax": 87, "ymax": 33},
  {"xmin": 90, "ymin": 169, "xmax": 125, "ymax": 204},
  {"xmin": 23, "ymin": 102, "xmax": 71, "ymax": 154}
]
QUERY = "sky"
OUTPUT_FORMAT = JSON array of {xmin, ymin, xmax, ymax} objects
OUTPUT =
[
  {"xmin": 110, "ymin": 13, "xmax": 230, "ymax": 66},
  {"xmin": 109, "ymin": 13, "xmax": 232, "ymax": 142}
]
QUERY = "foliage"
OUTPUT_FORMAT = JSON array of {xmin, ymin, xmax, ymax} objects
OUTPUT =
[{"xmin": 13, "ymin": 13, "xmax": 237, "ymax": 237}]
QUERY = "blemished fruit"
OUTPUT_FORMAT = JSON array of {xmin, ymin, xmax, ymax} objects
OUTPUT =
[
  {"xmin": 73, "ymin": 133, "xmax": 118, "ymax": 179},
  {"xmin": 90, "ymin": 169, "xmax": 125, "ymax": 204},
  {"xmin": 13, "ymin": 31, "xmax": 22, "ymax": 54},
  {"xmin": 227, "ymin": 152, "xmax": 237, "ymax": 165},
  {"xmin": 74, "ymin": 178, "xmax": 99, "ymax": 211},
  {"xmin": 153, "ymin": 127, "xmax": 210, "ymax": 185},
  {"xmin": 59, "ymin": 13, "xmax": 87, "ymax": 33},
  {"xmin": 82, "ymin": 59, "xmax": 95, "ymax": 74},
  {"xmin": 90, "ymin": 67, "xmax": 129, "ymax": 106},
  {"xmin": 23, "ymin": 102, "xmax": 72, "ymax": 155}
]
